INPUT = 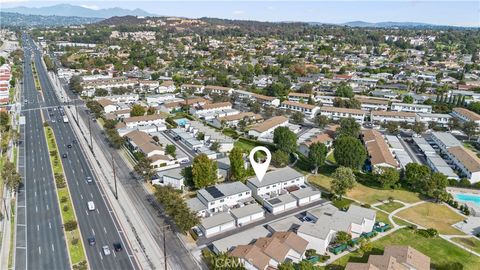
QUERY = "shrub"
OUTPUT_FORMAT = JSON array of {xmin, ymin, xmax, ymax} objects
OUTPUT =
[
  {"xmin": 305, "ymin": 249, "xmax": 317, "ymax": 258},
  {"xmin": 64, "ymin": 220, "xmax": 77, "ymax": 231},
  {"xmin": 362, "ymin": 204, "xmax": 371, "ymax": 208},
  {"xmin": 71, "ymin": 238, "xmax": 79, "ymax": 245},
  {"xmin": 63, "ymin": 205, "xmax": 69, "ymax": 212},
  {"xmin": 60, "ymin": 196, "xmax": 68, "ymax": 203}
]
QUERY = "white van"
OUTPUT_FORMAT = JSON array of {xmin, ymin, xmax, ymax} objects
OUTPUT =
[{"xmin": 87, "ymin": 201, "xmax": 95, "ymax": 211}]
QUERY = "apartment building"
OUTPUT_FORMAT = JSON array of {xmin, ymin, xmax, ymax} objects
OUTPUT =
[
  {"xmin": 451, "ymin": 107, "xmax": 480, "ymax": 127},
  {"xmin": 415, "ymin": 113, "xmax": 452, "ymax": 127},
  {"xmin": 280, "ymin": 101, "xmax": 320, "ymax": 119},
  {"xmin": 287, "ymin": 92, "xmax": 312, "ymax": 102},
  {"xmin": 248, "ymin": 116, "xmax": 288, "ymax": 138},
  {"xmin": 319, "ymin": 107, "xmax": 366, "ymax": 123},
  {"xmin": 391, "ymin": 102, "xmax": 432, "ymax": 113},
  {"xmin": 345, "ymin": 246, "xmax": 430, "ymax": 270},
  {"xmin": 362, "ymin": 129, "xmax": 398, "ymax": 170},
  {"xmin": 123, "ymin": 114, "xmax": 167, "ymax": 128},
  {"xmin": 371, "ymin": 111, "xmax": 416, "ymax": 123},
  {"xmin": 355, "ymin": 96, "xmax": 389, "ymax": 111}
]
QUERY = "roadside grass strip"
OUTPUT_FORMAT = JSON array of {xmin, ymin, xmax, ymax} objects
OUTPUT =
[{"xmin": 44, "ymin": 125, "xmax": 87, "ymax": 267}]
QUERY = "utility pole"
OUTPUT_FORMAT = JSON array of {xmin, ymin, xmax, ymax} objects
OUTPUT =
[
  {"xmin": 3, "ymin": 198, "xmax": 9, "ymax": 220},
  {"xmin": 163, "ymin": 225, "xmax": 169, "ymax": 270},
  {"xmin": 112, "ymin": 151, "xmax": 118, "ymax": 200},
  {"xmin": 75, "ymin": 98, "xmax": 79, "ymax": 123}
]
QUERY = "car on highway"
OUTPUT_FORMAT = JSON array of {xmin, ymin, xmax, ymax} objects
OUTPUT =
[
  {"xmin": 24, "ymin": 100, "xmax": 28, "ymax": 104},
  {"xmin": 113, "ymin": 242, "xmax": 123, "ymax": 252},
  {"xmin": 102, "ymin": 245, "xmax": 111, "ymax": 256},
  {"xmin": 67, "ymin": 144, "xmax": 72, "ymax": 148},
  {"xmin": 62, "ymin": 153, "xmax": 67, "ymax": 158},
  {"xmin": 87, "ymin": 201, "xmax": 95, "ymax": 211},
  {"xmin": 87, "ymin": 236, "xmax": 96, "ymax": 246},
  {"xmin": 180, "ymin": 159, "xmax": 189, "ymax": 164},
  {"xmin": 86, "ymin": 176, "xmax": 93, "ymax": 183}
]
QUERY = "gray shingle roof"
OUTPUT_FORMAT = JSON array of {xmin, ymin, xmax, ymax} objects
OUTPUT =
[
  {"xmin": 247, "ymin": 167, "xmax": 304, "ymax": 188},
  {"xmin": 198, "ymin": 182, "xmax": 250, "ymax": 203},
  {"xmin": 230, "ymin": 204, "xmax": 264, "ymax": 219},
  {"xmin": 201, "ymin": 212, "xmax": 235, "ymax": 229}
]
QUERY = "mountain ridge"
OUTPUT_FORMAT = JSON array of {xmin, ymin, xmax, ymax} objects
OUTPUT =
[{"xmin": 2, "ymin": 4, "xmax": 156, "ymax": 18}]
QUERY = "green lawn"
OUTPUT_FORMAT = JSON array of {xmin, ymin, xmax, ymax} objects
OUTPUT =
[
  {"xmin": 326, "ymin": 151, "xmax": 336, "ymax": 164},
  {"xmin": 324, "ymin": 228, "xmax": 480, "ymax": 270},
  {"xmin": 397, "ymin": 202, "xmax": 465, "ymax": 235},
  {"xmin": 451, "ymin": 237, "xmax": 480, "ymax": 254},
  {"xmin": 308, "ymin": 174, "xmax": 422, "ymax": 204},
  {"xmin": 377, "ymin": 202, "xmax": 404, "ymax": 213},
  {"xmin": 44, "ymin": 126, "xmax": 86, "ymax": 266}
]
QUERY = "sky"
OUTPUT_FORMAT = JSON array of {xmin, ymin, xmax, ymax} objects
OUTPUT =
[{"xmin": 1, "ymin": 1, "xmax": 479, "ymax": 27}]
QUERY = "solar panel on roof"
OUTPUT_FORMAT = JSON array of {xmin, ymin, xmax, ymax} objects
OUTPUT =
[
  {"xmin": 269, "ymin": 198, "xmax": 282, "ymax": 205},
  {"xmin": 205, "ymin": 186, "xmax": 225, "ymax": 199}
]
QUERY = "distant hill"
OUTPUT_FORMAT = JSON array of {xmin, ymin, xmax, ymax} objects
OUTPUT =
[
  {"xmin": 3, "ymin": 4, "xmax": 156, "ymax": 18},
  {"xmin": 342, "ymin": 21, "xmax": 433, "ymax": 28},
  {"xmin": 0, "ymin": 12, "xmax": 102, "ymax": 27}
]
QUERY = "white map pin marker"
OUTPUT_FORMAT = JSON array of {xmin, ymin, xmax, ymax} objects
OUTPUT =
[{"xmin": 249, "ymin": 146, "xmax": 271, "ymax": 182}]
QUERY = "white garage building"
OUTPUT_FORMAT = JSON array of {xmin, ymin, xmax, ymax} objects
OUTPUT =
[
  {"xmin": 291, "ymin": 187, "xmax": 321, "ymax": 206},
  {"xmin": 230, "ymin": 204, "xmax": 265, "ymax": 226},
  {"xmin": 199, "ymin": 212, "xmax": 236, "ymax": 237},
  {"xmin": 263, "ymin": 193, "xmax": 297, "ymax": 214}
]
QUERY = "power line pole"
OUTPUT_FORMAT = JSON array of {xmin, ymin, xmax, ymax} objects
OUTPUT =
[
  {"xmin": 163, "ymin": 225, "xmax": 169, "ymax": 270},
  {"xmin": 112, "ymin": 151, "xmax": 118, "ymax": 200},
  {"xmin": 88, "ymin": 117, "xmax": 93, "ymax": 150}
]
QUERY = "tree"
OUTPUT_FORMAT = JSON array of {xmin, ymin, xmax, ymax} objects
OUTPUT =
[
  {"xmin": 308, "ymin": 143, "xmax": 327, "ymax": 174},
  {"xmin": 375, "ymin": 167, "xmax": 400, "ymax": 188},
  {"xmin": 385, "ymin": 121, "xmax": 399, "ymax": 134},
  {"xmin": 273, "ymin": 126, "xmax": 297, "ymax": 154},
  {"xmin": 404, "ymin": 163, "xmax": 431, "ymax": 190},
  {"xmin": 335, "ymin": 231, "xmax": 352, "ymax": 244},
  {"xmin": 2, "ymin": 160, "xmax": 22, "ymax": 192},
  {"xmin": 210, "ymin": 141, "xmax": 220, "ymax": 152},
  {"xmin": 130, "ymin": 104, "xmax": 146, "ymax": 117},
  {"xmin": 462, "ymin": 121, "xmax": 478, "ymax": 140},
  {"xmin": 448, "ymin": 118, "xmax": 461, "ymax": 130},
  {"xmin": 278, "ymin": 261, "xmax": 295, "ymax": 270},
  {"xmin": 425, "ymin": 172, "xmax": 449, "ymax": 201},
  {"xmin": 94, "ymin": 88, "xmax": 108, "ymax": 96},
  {"xmin": 338, "ymin": 118, "xmax": 361, "ymax": 138},
  {"xmin": 165, "ymin": 144, "xmax": 176, "ymax": 157},
  {"xmin": 334, "ymin": 136, "xmax": 366, "ymax": 169},
  {"xmin": 134, "ymin": 156, "xmax": 155, "ymax": 181},
  {"xmin": 402, "ymin": 95, "xmax": 414, "ymax": 104},
  {"xmin": 411, "ymin": 122, "xmax": 426, "ymax": 135},
  {"xmin": 154, "ymin": 186, "xmax": 199, "ymax": 233},
  {"xmin": 331, "ymin": 166, "xmax": 356, "ymax": 198},
  {"xmin": 0, "ymin": 112, "xmax": 9, "ymax": 130},
  {"xmin": 147, "ymin": 107, "xmax": 156, "ymax": 115},
  {"xmin": 196, "ymin": 132, "xmax": 205, "ymax": 141},
  {"xmin": 272, "ymin": 150, "xmax": 289, "ymax": 168},
  {"xmin": 314, "ymin": 114, "xmax": 329, "ymax": 128},
  {"xmin": 336, "ymin": 82, "xmax": 354, "ymax": 98},
  {"xmin": 192, "ymin": 154, "xmax": 218, "ymax": 189},
  {"xmin": 85, "ymin": 100, "xmax": 103, "ymax": 118},
  {"xmin": 359, "ymin": 238, "xmax": 373, "ymax": 253},
  {"xmin": 229, "ymin": 147, "xmax": 246, "ymax": 182},
  {"xmin": 291, "ymin": 111, "xmax": 304, "ymax": 124}
]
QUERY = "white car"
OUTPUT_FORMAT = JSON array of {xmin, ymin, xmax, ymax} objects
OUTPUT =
[
  {"xmin": 87, "ymin": 201, "xmax": 95, "ymax": 211},
  {"xmin": 102, "ymin": 245, "xmax": 111, "ymax": 256}
]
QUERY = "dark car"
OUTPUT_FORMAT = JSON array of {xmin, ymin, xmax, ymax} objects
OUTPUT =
[
  {"xmin": 72, "ymin": 139, "xmax": 77, "ymax": 144},
  {"xmin": 87, "ymin": 236, "xmax": 96, "ymax": 246},
  {"xmin": 67, "ymin": 144, "xmax": 72, "ymax": 148},
  {"xmin": 113, "ymin": 242, "xmax": 122, "ymax": 252},
  {"xmin": 62, "ymin": 153, "xmax": 67, "ymax": 158}
]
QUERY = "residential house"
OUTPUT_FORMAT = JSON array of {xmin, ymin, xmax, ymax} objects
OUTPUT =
[
  {"xmin": 248, "ymin": 116, "xmax": 288, "ymax": 138},
  {"xmin": 157, "ymin": 80, "xmax": 176, "ymax": 93},
  {"xmin": 345, "ymin": 246, "xmax": 430, "ymax": 270},
  {"xmin": 371, "ymin": 111, "xmax": 416, "ymax": 124},
  {"xmin": 362, "ymin": 129, "xmax": 398, "ymax": 170},
  {"xmin": 319, "ymin": 107, "xmax": 366, "ymax": 124},
  {"xmin": 391, "ymin": 103, "xmax": 432, "ymax": 113}
]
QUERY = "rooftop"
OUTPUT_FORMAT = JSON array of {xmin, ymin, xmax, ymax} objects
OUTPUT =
[{"xmin": 247, "ymin": 166, "xmax": 304, "ymax": 188}]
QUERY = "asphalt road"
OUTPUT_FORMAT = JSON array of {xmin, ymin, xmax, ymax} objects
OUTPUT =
[
  {"xmin": 56, "ymin": 72, "xmax": 201, "ymax": 270},
  {"xmin": 14, "ymin": 36, "xmax": 70, "ymax": 270},
  {"xmin": 29, "ymin": 38, "xmax": 138, "ymax": 270}
]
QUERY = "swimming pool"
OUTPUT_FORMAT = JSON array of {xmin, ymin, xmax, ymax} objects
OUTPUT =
[
  {"xmin": 454, "ymin": 193, "xmax": 480, "ymax": 206},
  {"xmin": 174, "ymin": 118, "xmax": 189, "ymax": 126}
]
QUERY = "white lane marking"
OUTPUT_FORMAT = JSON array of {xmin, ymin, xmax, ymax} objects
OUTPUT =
[
  {"xmin": 38, "ymin": 246, "xmax": 41, "ymax": 254},
  {"xmin": 90, "ymin": 193, "xmax": 93, "ymax": 198},
  {"xmin": 85, "ymin": 210, "xmax": 89, "ymax": 216},
  {"xmin": 37, "ymin": 225, "xmax": 39, "ymax": 231},
  {"xmin": 35, "ymin": 206, "xmax": 38, "ymax": 213},
  {"xmin": 49, "ymin": 222, "xmax": 52, "ymax": 229},
  {"xmin": 99, "ymin": 252, "xmax": 103, "ymax": 260},
  {"xmin": 51, "ymin": 244, "xmax": 54, "ymax": 252},
  {"xmin": 46, "ymin": 204, "xmax": 49, "ymax": 210},
  {"xmin": 34, "ymin": 191, "xmax": 36, "ymax": 197},
  {"xmin": 92, "ymin": 228, "xmax": 95, "ymax": 235},
  {"xmin": 96, "ymin": 209, "xmax": 100, "ymax": 214},
  {"xmin": 80, "ymin": 194, "xmax": 83, "ymax": 200},
  {"xmin": 103, "ymin": 227, "xmax": 107, "ymax": 234}
]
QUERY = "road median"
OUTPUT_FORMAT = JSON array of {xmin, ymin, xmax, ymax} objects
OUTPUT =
[{"xmin": 43, "ymin": 122, "xmax": 88, "ymax": 270}]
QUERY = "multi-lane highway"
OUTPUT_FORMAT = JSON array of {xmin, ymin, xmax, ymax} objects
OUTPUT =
[
  {"xmin": 28, "ymin": 36, "xmax": 138, "ymax": 270},
  {"xmin": 15, "ymin": 36, "xmax": 70, "ymax": 270}
]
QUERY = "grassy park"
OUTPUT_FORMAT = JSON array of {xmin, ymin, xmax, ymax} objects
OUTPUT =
[
  {"xmin": 396, "ymin": 202, "xmax": 465, "ymax": 235},
  {"xmin": 376, "ymin": 201, "xmax": 404, "ymax": 213},
  {"xmin": 324, "ymin": 228, "xmax": 480, "ymax": 270},
  {"xmin": 451, "ymin": 237, "xmax": 480, "ymax": 254}
]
